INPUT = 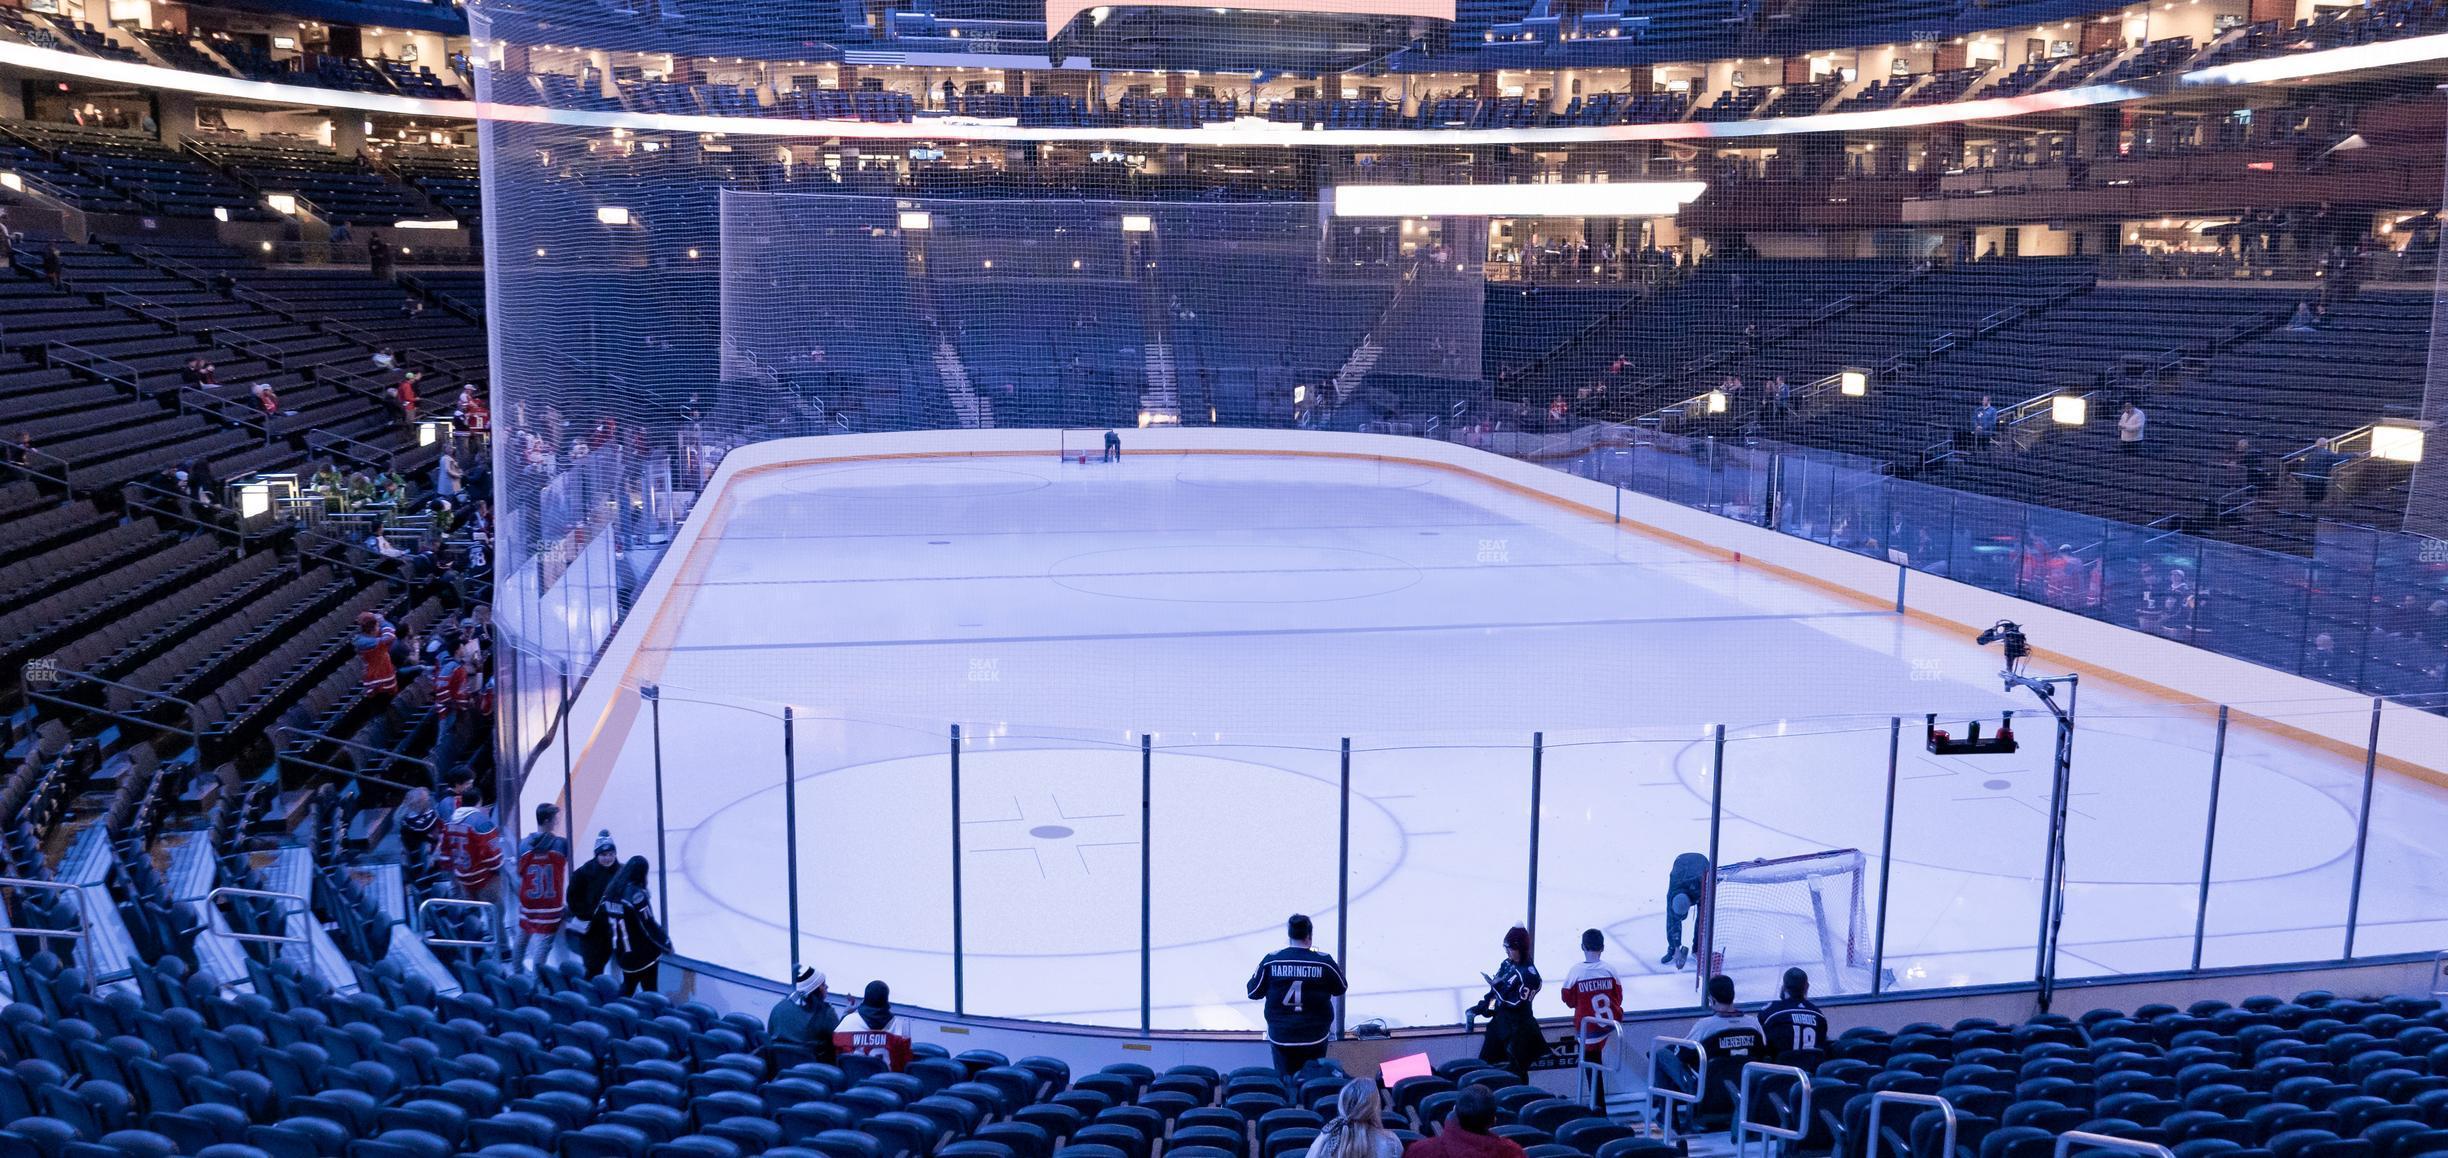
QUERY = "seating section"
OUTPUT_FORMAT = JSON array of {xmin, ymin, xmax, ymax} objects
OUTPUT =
[
  {"xmin": 3, "ymin": 122, "xmax": 272, "ymax": 222},
  {"xmin": 1680, "ymin": 991, "xmax": 2448, "ymax": 1158},
  {"xmin": 189, "ymin": 137, "xmax": 438, "ymax": 226}
]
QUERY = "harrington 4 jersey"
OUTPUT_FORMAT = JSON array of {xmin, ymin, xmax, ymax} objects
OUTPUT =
[{"xmin": 1245, "ymin": 947, "xmax": 1347, "ymax": 1046}]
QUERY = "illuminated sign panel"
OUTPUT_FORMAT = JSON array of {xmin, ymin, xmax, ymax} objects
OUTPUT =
[{"xmin": 1047, "ymin": 0, "xmax": 1456, "ymax": 36}]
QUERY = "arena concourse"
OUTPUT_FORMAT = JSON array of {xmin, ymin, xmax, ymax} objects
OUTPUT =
[{"xmin": 3, "ymin": 0, "xmax": 2448, "ymax": 1156}]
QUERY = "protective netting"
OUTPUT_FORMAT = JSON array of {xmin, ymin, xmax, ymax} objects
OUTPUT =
[
  {"xmin": 1701, "ymin": 849, "xmax": 1876, "ymax": 998},
  {"xmin": 715, "ymin": 192, "xmax": 1486, "ymax": 437}
]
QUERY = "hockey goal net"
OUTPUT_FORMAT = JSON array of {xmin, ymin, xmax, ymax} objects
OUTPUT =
[{"xmin": 1697, "ymin": 848, "xmax": 1875, "ymax": 996}]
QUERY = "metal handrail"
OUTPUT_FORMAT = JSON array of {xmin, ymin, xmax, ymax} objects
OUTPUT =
[
  {"xmin": 1734, "ymin": 1062, "xmax": 1814, "ymax": 1158},
  {"xmin": 173, "ymin": 383, "xmax": 274, "ymax": 443},
  {"xmin": 306, "ymin": 427, "xmax": 403, "ymax": 473},
  {"xmin": 1647, "ymin": 1035, "xmax": 1707, "ymax": 1144},
  {"xmin": 20, "ymin": 662, "xmax": 205, "ymax": 750},
  {"xmin": 1577, "ymin": 1015, "xmax": 1625, "ymax": 1113},
  {"xmin": 103, "ymin": 288, "xmax": 182, "ymax": 327},
  {"xmin": 204, "ymin": 327, "xmax": 288, "ymax": 369},
  {"xmin": 0, "ymin": 875, "xmax": 96, "ymax": 979},
  {"xmin": 0, "ymin": 445, "xmax": 76, "ymax": 494},
  {"xmin": 415, "ymin": 897, "xmax": 502, "ymax": 949},
  {"xmin": 2053, "ymin": 1133, "xmax": 2174, "ymax": 1158},
  {"xmin": 271, "ymin": 724, "xmax": 430, "ymax": 793},
  {"xmin": 205, "ymin": 886, "xmax": 309, "ymax": 945},
  {"xmin": 2431, "ymin": 949, "xmax": 2447, "ymax": 997},
  {"xmin": 1865, "ymin": 1091, "xmax": 1958, "ymax": 1158},
  {"xmin": 46, "ymin": 342, "xmax": 148, "ymax": 393}
]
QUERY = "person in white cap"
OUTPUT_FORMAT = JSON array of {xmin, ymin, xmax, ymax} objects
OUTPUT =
[
  {"xmin": 566, "ymin": 830, "xmax": 622, "ymax": 978},
  {"xmin": 768, "ymin": 965, "xmax": 839, "ymax": 1061}
]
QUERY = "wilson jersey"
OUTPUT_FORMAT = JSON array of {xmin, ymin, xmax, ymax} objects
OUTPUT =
[
  {"xmin": 1560, "ymin": 960, "xmax": 1626, "ymax": 1048},
  {"xmin": 833, "ymin": 1012, "xmax": 915, "ymax": 1072},
  {"xmin": 516, "ymin": 833, "xmax": 570, "ymax": 933},
  {"xmin": 1244, "ymin": 946, "xmax": 1346, "ymax": 1046}
]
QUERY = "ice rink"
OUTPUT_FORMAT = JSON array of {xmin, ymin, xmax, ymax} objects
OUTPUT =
[{"xmin": 581, "ymin": 451, "xmax": 2448, "ymax": 1030}]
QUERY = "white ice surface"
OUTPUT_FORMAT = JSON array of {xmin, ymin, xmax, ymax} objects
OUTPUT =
[{"xmin": 584, "ymin": 453, "xmax": 2448, "ymax": 1029}]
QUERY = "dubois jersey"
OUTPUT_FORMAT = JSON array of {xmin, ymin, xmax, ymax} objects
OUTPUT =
[
  {"xmin": 1760, "ymin": 997, "xmax": 1828, "ymax": 1061},
  {"xmin": 1560, "ymin": 960, "xmax": 1626, "ymax": 1053},
  {"xmin": 515, "ymin": 833, "xmax": 570, "ymax": 934},
  {"xmin": 833, "ymin": 1012, "xmax": 915, "ymax": 1072},
  {"xmin": 1245, "ymin": 947, "xmax": 1346, "ymax": 1046}
]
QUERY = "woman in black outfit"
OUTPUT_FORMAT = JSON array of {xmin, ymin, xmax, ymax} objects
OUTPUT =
[
  {"xmin": 1472, "ymin": 924, "xmax": 1545, "ymax": 1080},
  {"xmin": 599, "ymin": 855, "xmax": 671, "ymax": 995}
]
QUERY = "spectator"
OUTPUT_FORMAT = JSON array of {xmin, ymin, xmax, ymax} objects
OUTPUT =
[
  {"xmin": 769, "ymin": 965, "xmax": 840, "ymax": 1062},
  {"xmin": 2117, "ymin": 403, "xmax": 2147, "ymax": 452},
  {"xmin": 2299, "ymin": 442, "xmax": 2344, "ymax": 505},
  {"xmin": 7, "ymin": 430, "xmax": 31, "ymax": 467},
  {"xmin": 513, "ymin": 802, "xmax": 570, "ymax": 972},
  {"xmin": 1559, "ymin": 927, "xmax": 1624, "ymax": 1082},
  {"xmin": 396, "ymin": 787, "xmax": 440, "ymax": 872},
  {"xmin": 373, "ymin": 347, "xmax": 398, "ymax": 371},
  {"xmin": 401, "ymin": 296, "xmax": 426, "ymax": 320},
  {"xmin": 369, "ymin": 232, "xmax": 394, "ymax": 280},
  {"xmin": 1759, "ymin": 967, "xmax": 1827, "ymax": 1065},
  {"xmin": 398, "ymin": 373, "xmax": 421, "ymax": 421},
  {"xmin": 2306, "ymin": 632, "xmax": 2343, "ymax": 684},
  {"xmin": 42, "ymin": 242, "xmax": 61, "ymax": 287},
  {"xmin": 598, "ymin": 855, "xmax": 669, "ymax": 995},
  {"xmin": 2287, "ymin": 299, "xmax": 2320, "ymax": 332},
  {"xmin": 439, "ymin": 798, "xmax": 508, "ymax": 951},
  {"xmin": 1305, "ymin": 1079, "xmax": 1403, "ymax": 1158},
  {"xmin": 1655, "ymin": 974, "xmax": 1766, "ymax": 1128},
  {"xmin": 183, "ymin": 356, "xmax": 216, "ymax": 386},
  {"xmin": 437, "ymin": 449, "xmax": 463, "ymax": 502},
  {"xmin": 567, "ymin": 831, "xmax": 623, "ymax": 978},
  {"xmin": 1246, "ymin": 913, "xmax": 1347, "ymax": 1076},
  {"xmin": 250, "ymin": 382, "xmax": 283, "ymax": 416},
  {"xmin": 355, "ymin": 611, "xmax": 402, "ymax": 698},
  {"xmin": 1404, "ymin": 1086, "xmax": 1524, "ymax": 1158},
  {"xmin": 1972, "ymin": 396, "xmax": 1999, "ymax": 449},
  {"xmin": 834, "ymin": 980, "xmax": 916, "ymax": 1071},
  {"xmin": 1471, "ymin": 925, "xmax": 1544, "ymax": 1081}
]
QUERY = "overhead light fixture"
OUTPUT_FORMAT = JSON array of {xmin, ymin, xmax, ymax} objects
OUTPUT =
[
  {"xmin": 596, "ymin": 206, "xmax": 631, "ymax": 225},
  {"xmin": 1840, "ymin": 369, "xmax": 1869, "ymax": 396},
  {"xmin": 2052, "ymin": 394, "xmax": 2088, "ymax": 426}
]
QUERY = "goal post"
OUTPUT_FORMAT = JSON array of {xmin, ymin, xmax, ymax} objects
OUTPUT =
[{"xmin": 1696, "ymin": 848, "xmax": 1876, "ymax": 997}]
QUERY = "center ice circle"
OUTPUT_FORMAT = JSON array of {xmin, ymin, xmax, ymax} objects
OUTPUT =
[
  {"xmin": 689, "ymin": 747, "xmax": 1405, "ymax": 956},
  {"xmin": 1048, "ymin": 544, "xmax": 1422, "ymax": 603}
]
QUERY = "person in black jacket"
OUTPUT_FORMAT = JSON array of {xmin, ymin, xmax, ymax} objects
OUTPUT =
[
  {"xmin": 768, "ymin": 964, "xmax": 839, "ymax": 1063},
  {"xmin": 599, "ymin": 855, "xmax": 670, "ymax": 995},
  {"xmin": 1472, "ymin": 924, "xmax": 1545, "ymax": 1080},
  {"xmin": 565, "ymin": 829, "xmax": 622, "ymax": 978},
  {"xmin": 1245, "ymin": 913, "xmax": 1346, "ymax": 1076}
]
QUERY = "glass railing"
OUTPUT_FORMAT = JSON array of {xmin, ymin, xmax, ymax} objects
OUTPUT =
[
  {"xmin": 1468, "ymin": 424, "xmax": 2448, "ymax": 710},
  {"xmin": 594, "ymin": 684, "xmax": 2441, "ymax": 1030}
]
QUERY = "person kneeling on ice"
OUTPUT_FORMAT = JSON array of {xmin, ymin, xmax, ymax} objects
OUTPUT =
[{"xmin": 835, "ymin": 980, "xmax": 917, "ymax": 1071}]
